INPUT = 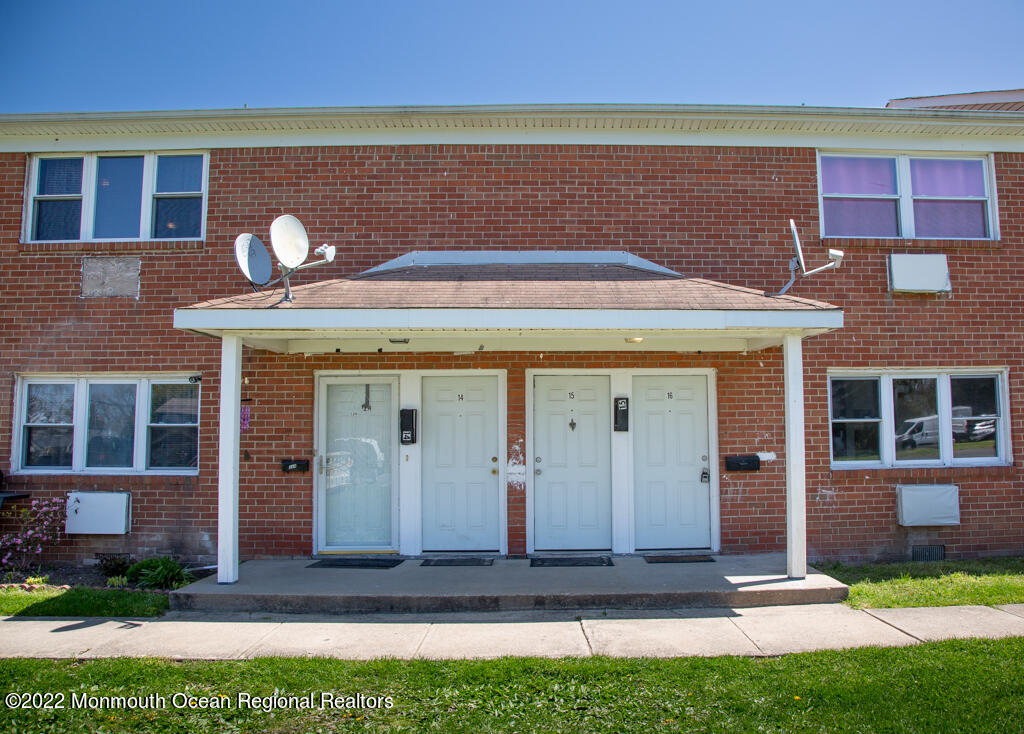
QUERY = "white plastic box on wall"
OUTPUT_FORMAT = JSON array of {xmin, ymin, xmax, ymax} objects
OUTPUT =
[
  {"xmin": 888, "ymin": 254, "xmax": 951, "ymax": 293},
  {"xmin": 65, "ymin": 491, "xmax": 131, "ymax": 534},
  {"xmin": 896, "ymin": 484, "xmax": 960, "ymax": 526}
]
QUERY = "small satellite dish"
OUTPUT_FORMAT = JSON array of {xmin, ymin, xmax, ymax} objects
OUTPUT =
[
  {"xmin": 789, "ymin": 218, "xmax": 806, "ymax": 273},
  {"xmin": 270, "ymin": 215, "xmax": 309, "ymax": 269},
  {"xmin": 777, "ymin": 219, "xmax": 845, "ymax": 295},
  {"xmin": 234, "ymin": 233, "xmax": 272, "ymax": 285}
]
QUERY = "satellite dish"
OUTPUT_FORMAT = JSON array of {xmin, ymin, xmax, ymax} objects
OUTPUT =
[
  {"xmin": 778, "ymin": 219, "xmax": 845, "ymax": 295},
  {"xmin": 789, "ymin": 219, "xmax": 806, "ymax": 274},
  {"xmin": 234, "ymin": 233, "xmax": 272, "ymax": 285},
  {"xmin": 270, "ymin": 215, "xmax": 309, "ymax": 269}
]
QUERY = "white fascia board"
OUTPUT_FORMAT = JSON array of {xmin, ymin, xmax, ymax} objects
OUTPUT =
[
  {"xmin": 174, "ymin": 307, "xmax": 843, "ymax": 333},
  {"xmin": 7, "ymin": 129, "xmax": 1024, "ymax": 154}
]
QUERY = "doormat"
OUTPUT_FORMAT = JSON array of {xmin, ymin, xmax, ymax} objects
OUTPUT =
[
  {"xmin": 644, "ymin": 555, "xmax": 714, "ymax": 563},
  {"xmin": 307, "ymin": 558, "xmax": 404, "ymax": 569},
  {"xmin": 530, "ymin": 556, "xmax": 613, "ymax": 567},
  {"xmin": 420, "ymin": 558, "xmax": 494, "ymax": 567}
]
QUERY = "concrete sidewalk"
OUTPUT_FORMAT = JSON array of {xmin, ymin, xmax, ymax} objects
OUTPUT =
[{"xmin": 3, "ymin": 603, "xmax": 1024, "ymax": 660}]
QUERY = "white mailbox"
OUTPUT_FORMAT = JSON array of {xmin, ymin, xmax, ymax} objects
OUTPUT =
[
  {"xmin": 896, "ymin": 484, "xmax": 960, "ymax": 526},
  {"xmin": 65, "ymin": 491, "xmax": 131, "ymax": 534}
]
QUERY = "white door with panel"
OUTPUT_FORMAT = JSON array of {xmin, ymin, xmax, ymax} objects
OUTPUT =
[
  {"xmin": 533, "ymin": 375, "xmax": 612, "ymax": 550},
  {"xmin": 321, "ymin": 379, "xmax": 397, "ymax": 549},
  {"xmin": 633, "ymin": 375, "xmax": 711, "ymax": 549},
  {"xmin": 422, "ymin": 376, "xmax": 501, "ymax": 551}
]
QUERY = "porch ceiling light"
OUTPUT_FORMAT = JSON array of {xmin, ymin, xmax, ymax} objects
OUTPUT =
[
  {"xmin": 388, "ymin": 338, "xmax": 410, "ymax": 344},
  {"xmin": 625, "ymin": 337, "xmax": 644, "ymax": 343}
]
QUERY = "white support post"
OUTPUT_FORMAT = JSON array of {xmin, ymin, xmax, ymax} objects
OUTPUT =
[
  {"xmin": 217, "ymin": 334, "xmax": 242, "ymax": 584},
  {"xmin": 783, "ymin": 333, "xmax": 807, "ymax": 579}
]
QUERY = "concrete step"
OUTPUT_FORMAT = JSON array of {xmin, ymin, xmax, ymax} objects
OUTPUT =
[{"xmin": 170, "ymin": 554, "xmax": 848, "ymax": 615}]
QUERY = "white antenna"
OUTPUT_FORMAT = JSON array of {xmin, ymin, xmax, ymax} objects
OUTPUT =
[
  {"xmin": 233, "ymin": 215, "xmax": 336, "ymax": 303},
  {"xmin": 778, "ymin": 219, "xmax": 844, "ymax": 295}
]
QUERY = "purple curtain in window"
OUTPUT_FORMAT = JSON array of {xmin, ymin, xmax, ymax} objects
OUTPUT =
[
  {"xmin": 914, "ymin": 200, "xmax": 987, "ymax": 238},
  {"xmin": 910, "ymin": 159, "xmax": 985, "ymax": 197},
  {"xmin": 821, "ymin": 157, "xmax": 897, "ymax": 195},
  {"xmin": 823, "ymin": 198, "xmax": 900, "ymax": 237}
]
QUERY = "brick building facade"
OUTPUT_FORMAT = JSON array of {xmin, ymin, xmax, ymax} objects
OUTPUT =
[{"xmin": 1, "ymin": 101, "xmax": 1022, "ymax": 574}]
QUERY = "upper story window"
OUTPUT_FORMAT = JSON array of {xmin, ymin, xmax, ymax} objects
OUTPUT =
[
  {"xmin": 819, "ymin": 154, "xmax": 995, "ymax": 239},
  {"xmin": 26, "ymin": 152, "xmax": 207, "ymax": 242}
]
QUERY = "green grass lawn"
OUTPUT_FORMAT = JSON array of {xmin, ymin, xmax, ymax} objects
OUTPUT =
[
  {"xmin": 0, "ymin": 587, "xmax": 168, "ymax": 617},
  {"xmin": 1, "ymin": 640, "xmax": 1022, "ymax": 733},
  {"xmin": 819, "ymin": 557, "xmax": 1024, "ymax": 609}
]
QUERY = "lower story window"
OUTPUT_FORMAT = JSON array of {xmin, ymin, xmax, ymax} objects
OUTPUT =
[
  {"xmin": 17, "ymin": 376, "xmax": 199, "ymax": 473},
  {"xmin": 829, "ymin": 371, "xmax": 1007, "ymax": 468}
]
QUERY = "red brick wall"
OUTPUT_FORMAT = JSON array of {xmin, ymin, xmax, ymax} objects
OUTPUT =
[{"xmin": 1, "ymin": 145, "xmax": 1022, "ymax": 564}]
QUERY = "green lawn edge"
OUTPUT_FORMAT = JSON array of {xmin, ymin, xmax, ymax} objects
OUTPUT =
[
  {"xmin": 1, "ymin": 639, "xmax": 1023, "ymax": 733},
  {"xmin": 0, "ymin": 587, "xmax": 169, "ymax": 617},
  {"xmin": 819, "ymin": 557, "xmax": 1024, "ymax": 609}
]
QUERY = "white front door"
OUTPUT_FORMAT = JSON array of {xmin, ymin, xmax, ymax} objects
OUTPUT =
[
  {"xmin": 533, "ymin": 375, "xmax": 612, "ymax": 550},
  {"xmin": 321, "ymin": 379, "xmax": 397, "ymax": 549},
  {"xmin": 422, "ymin": 376, "xmax": 501, "ymax": 551},
  {"xmin": 633, "ymin": 375, "xmax": 711, "ymax": 549}
]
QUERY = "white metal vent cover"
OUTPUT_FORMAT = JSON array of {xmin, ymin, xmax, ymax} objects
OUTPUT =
[
  {"xmin": 888, "ymin": 254, "xmax": 951, "ymax": 293},
  {"xmin": 65, "ymin": 491, "xmax": 131, "ymax": 535},
  {"xmin": 896, "ymin": 484, "xmax": 960, "ymax": 526}
]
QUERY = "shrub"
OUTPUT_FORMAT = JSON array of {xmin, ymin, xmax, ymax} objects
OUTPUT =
[
  {"xmin": 127, "ymin": 557, "xmax": 193, "ymax": 590},
  {"xmin": 106, "ymin": 575, "xmax": 128, "ymax": 589},
  {"xmin": 0, "ymin": 497, "xmax": 65, "ymax": 573},
  {"xmin": 96, "ymin": 553, "xmax": 133, "ymax": 578}
]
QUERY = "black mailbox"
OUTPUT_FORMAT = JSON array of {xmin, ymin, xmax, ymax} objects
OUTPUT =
[
  {"xmin": 281, "ymin": 459, "xmax": 310, "ymax": 473},
  {"xmin": 400, "ymin": 408, "xmax": 417, "ymax": 444},
  {"xmin": 725, "ymin": 455, "xmax": 761, "ymax": 472},
  {"xmin": 613, "ymin": 397, "xmax": 629, "ymax": 431}
]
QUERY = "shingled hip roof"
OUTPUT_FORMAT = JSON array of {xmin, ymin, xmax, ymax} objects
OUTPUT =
[{"xmin": 174, "ymin": 254, "xmax": 842, "ymax": 353}]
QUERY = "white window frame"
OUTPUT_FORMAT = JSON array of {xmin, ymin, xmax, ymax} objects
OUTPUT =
[
  {"xmin": 817, "ymin": 151, "xmax": 998, "ymax": 240},
  {"xmin": 828, "ymin": 368, "xmax": 1011, "ymax": 470},
  {"xmin": 23, "ymin": 151, "xmax": 209, "ymax": 243},
  {"xmin": 12, "ymin": 375, "xmax": 200, "ymax": 475}
]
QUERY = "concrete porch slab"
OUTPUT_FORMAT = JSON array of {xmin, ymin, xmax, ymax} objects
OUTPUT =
[{"xmin": 170, "ymin": 553, "xmax": 847, "ymax": 615}]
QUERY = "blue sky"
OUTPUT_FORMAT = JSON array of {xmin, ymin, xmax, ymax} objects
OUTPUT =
[{"xmin": 2, "ymin": 0, "xmax": 1021, "ymax": 113}]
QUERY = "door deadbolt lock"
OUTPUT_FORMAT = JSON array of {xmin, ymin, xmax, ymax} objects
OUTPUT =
[
  {"xmin": 491, "ymin": 456, "xmax": 498, "ymax": 462},
  {"xmin": 536, "ymin": 456, "xmax": 542, "ymax": 462}
]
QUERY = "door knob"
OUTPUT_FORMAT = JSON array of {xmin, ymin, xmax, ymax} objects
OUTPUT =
[
  {"xmin": 491, "ymin": 468, "xmax": 498, "ymax": 475},
  {"xmin": 535, "ymin": 468, "xmax": 542, "ymax": 475}
]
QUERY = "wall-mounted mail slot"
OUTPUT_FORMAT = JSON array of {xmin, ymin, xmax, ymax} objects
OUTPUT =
[
  {"xmin": 281, "ymin": 459, "xmax": 310, "ymax": 473},
  {"xmin": 725, "ymin": 455, "xmax": 761, "ymax": 471}
]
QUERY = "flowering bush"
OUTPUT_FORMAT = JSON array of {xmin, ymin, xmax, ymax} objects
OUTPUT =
[{"xmin": 0, "ymin": 497, "xmax": 65, "ymax": 573}]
